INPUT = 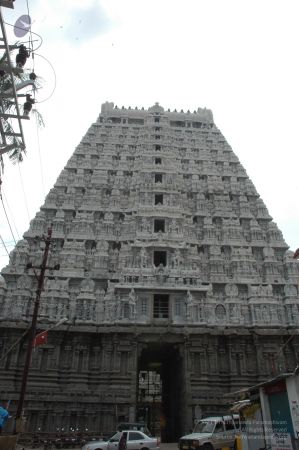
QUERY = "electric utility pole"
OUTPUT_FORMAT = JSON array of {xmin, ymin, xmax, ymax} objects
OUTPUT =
[{"xmin": 14, "ymin": 226, "xmax": 59, "ymax": 434}]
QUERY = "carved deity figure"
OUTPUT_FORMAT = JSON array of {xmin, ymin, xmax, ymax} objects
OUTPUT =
[
  {"xmin": 172, "ymin": 249, "xmax": 182, "ymax": 268},
  {"xmin": 284, "ymin": 284, "xmax": 297, "ymax": 297},
  {"xmin": 17, "ymin": 275, "xmax": 31, "ymax": 290},
  {"xmin": 11, "ymin": 240, "xmax": 29, "ymax": 266},
  {"xmin": 115, "ymin": 293, "xmax": 122, "ymax": 319},
  {"xmin": 106, "ymin": 280, "xmax": 115, "ymax": 296},
  {"xmin": 104, "ymin": 212, "xmax": 114, "ymax": 222},
  {"xmin": 262, "ymin": 305, "xmax": 270, "ymax": 322},
  {"xmin": 140, "ymin": 217, "xmax": 151, "ymax": 233},
  {"xmin": 185, "ymin": 290, "xmax": 195, "ymax": 321},
  {"xmin": 248, "ymin": 285, "xmax": 258, "ymax": 298},
  {"xmin": 155, "ymin": 263, "xmax": 169, "ymax": 283},
  {"xmin": 270, "ymin": 305, "xmax": 278, "ymax": 322},
  {"xmin": 128, "ymin": 288, "xmax": 137, "ymax": 319},
  {"xmin": 80, "ymin": 272, "xmax": 95, "ymax": 293},
  {"xmin": 225, "ymin": 283, "xmax": 238, "ymax": 297},
  {"xmin": 139, "ymin": 247, "xmax": 148, "ymax": 268},
  {"xmin": 263, "ymin": 246, "xmax": 275, "ymax": 259},
  {"xmin": 265, "ymin": 284, "xmax": 273, "ymax": 296},
  {"xmin": 215, "ymin": 304, "xmax": 226, "ymax": 322},
  {"xmin": 104, "ymin": 299, "xmax": 115, "ymax": 322},
  {"xmin": 230, "ymin": 304, "xmax": 240, "ymax": 321},
  {"xmin": 254, "ymin": 305, "xmax": 261, "ymax": 321},
  {"xmin": 169, "ymin": 219, "xmax": 179, "ymax": 234},
  {"xmin": 98, "ymin": 240, "xmax": 109, "ymax": 252},
  {"xmin": 258, "ymin": 284, "xmax": 266, "ymax": 298}
]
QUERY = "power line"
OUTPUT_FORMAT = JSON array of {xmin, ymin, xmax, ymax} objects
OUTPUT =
[
  {"xmin": 25, "ymin": 0, "xmax": 34, "ymax": 72},
  {"xmin": 1, "ymin": 187, "xmax": 20, "ymax": 240},
  {"xmin": 34, "ymin": 112, "xmax": 45, "ymax": 197},
  {"xmin": 0, "ymin": 232, "xmax": 9, "ymax": 256},
  {"xmin": 0, "ymin": 180, "xmax": 20, "ymax": 262},
  {"xmin": 0, "ymin": 241, "xmax": 15, "ymax": 246},
  {"xmin": 0, "ymin": 188, "xmax": 18, "ymax": 247},
  {"xmin": 33, "ymin": 53, "xmax": 57, "ymax": 103},
  {"xmin": 1, "ymin": 204, "xmax": 17, "ymax": 245},
  {"xmin": 17, "ymin": 159, "xmax": 31, "ymax": 222},
  {"xmin": 3, "ymin": 22, "xmax": 43, "ymax": 53}
]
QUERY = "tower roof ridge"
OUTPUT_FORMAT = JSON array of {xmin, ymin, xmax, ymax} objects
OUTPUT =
[{"xmin": 100, "ymin": 101, "xmax": 214, "ymax": 122}]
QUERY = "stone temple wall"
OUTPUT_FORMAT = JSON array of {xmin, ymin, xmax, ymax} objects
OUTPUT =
[{"xmin": 0, "ymin": 102, "xmax": 299, "ymax": 438}]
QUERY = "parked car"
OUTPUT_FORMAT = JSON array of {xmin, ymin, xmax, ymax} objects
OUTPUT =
[
  {"xmin": 117, "ymin": 422, "xmax": 151, "ymax": 436},
  {"xmin": 179, "ymin": 415, "xmax": 240, "ymax": 450},
  {"xmin": 81, "ymin": 430, "xmax": 160, "ymax": 450}
]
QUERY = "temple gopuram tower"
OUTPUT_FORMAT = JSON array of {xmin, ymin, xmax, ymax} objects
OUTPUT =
[{"xmin": 1, "ymin": 102, "xmax": 299, "ymax": 440}]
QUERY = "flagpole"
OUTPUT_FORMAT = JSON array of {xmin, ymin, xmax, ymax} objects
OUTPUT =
[{"xmin": 14, "ymin": 226, "xmax": 54, "ymax": 434}]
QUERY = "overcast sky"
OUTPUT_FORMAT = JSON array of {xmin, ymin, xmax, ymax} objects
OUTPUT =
[{"xmin": 0, "ymin": 0, "xmax": 299, "ymax": 270}]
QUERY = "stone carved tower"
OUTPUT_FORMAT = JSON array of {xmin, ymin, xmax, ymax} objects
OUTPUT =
[{"xmin": 1, "ymin": 102, "xmax": 299, "ymax": 439}]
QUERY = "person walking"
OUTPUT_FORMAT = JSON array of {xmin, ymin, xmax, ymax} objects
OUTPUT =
[
  {"xmin": 118, "ymin": 431, "xmax": 127, "ymax": 450},
  {"xmin": 0, "ymin": 404, "xmax": 10, "ymax": 434}
]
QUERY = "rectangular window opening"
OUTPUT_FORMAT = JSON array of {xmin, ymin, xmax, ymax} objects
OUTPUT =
[
  {"xmin": 155, "ymin": 173, "xmax": 163, "ymax": 183},
  {"xmin": 155, "ymin": 145, "xmax": 161, "ymax": 151},
  {"xmin": 154, "ymin": 219, "xmax": 165, "ymax": 233},
  {"xmin": 154, "ymin": 294, "xmax": 169, "ymax": 318},
  {"xmin": 155, "ymin": 194, "xmax": 163, "ymax": 205},
  {"xmin": 154, "ymin": 250, "xmax": 167, "ymax": 267},
  {"xmin": 155, "ymin": 157, "xmax": 162, "ymax": 165}
]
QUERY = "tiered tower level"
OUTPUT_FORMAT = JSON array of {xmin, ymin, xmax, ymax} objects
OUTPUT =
[{"xmin": 1, "ymin": 102, "xmax": 299, "ymax": 439}]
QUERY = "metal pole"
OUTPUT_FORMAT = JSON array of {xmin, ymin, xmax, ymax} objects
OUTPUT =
[
  {"xmin": 0, "ymin": 7, "xmax": 27, "ymax": 150},
  {"xmin": 14, "ymin": 227, "xmax": 52, "ymax": 434}
]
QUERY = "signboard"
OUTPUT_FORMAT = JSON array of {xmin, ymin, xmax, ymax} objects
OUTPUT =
[
  {"xmin": 271, "ymin": 433, "xmax": 293, "ymax": 450},
  {"xmin": 290, "ymin": 399, "xmax": 299, "ymax": 437},
  {"xmin": 264, "ymin": 380, "xmax": 287, "ymax": 395}
]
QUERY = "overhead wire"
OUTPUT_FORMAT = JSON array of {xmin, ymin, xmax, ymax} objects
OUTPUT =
[
  {"xmin": 0, "ymin": 239, "xmax": 15, "ymax": 246},
  {"xmin": 0, "ymin": 233, "xmax": 9, "ymax": 257},
  {"xmin": 25, "ymin": 0, "xmax": 34, "ymax": 71},
  {"xmin": 3, "ymin": 22, "xmax": 43, "ymax": 52},
  {"xmin": 17, "ymin": 160, "xmax": 31, "ymax": 222},
  {"xmin": 0, "ymin": 242, "xmax": 16, "ymax": 255},
  {"xmin": 33, "ymin": 53, "xmax": 57, "ymax": 103},
  {"xmin": 0, "ymin": 0, "xmax": 49, "ymax": 265},
  {"xmin": 34, "ymin": 112, "xmax": 45, "ymax": 198},
  {"xmin": 1, "ymin": 1, "xmax": 54, "ymax": 266},
  {"xmin": 1, "ymin": 188, "xmax": 20, "ymax": 240},
  {"xmin": 24, "ymin": 0, "xmax": 46, "ymax": 198},
  {"xmin": 0, "ymin": 179, "xmax": 22, "ymax": 262},
  {"xmin": 0, "ymin": 189, "xmax": 18, "ymax": 247}
]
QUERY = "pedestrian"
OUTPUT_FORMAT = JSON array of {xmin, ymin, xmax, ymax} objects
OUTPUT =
[
  {"xmin": 0, "ymin": 404, "xmax": 10, "ymax": 434},
  {"xmin": 118, "ymin": 431, "xmax": 127, "ymax": 450}
]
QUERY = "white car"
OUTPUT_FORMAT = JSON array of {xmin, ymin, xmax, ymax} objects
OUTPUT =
[
  {"xmin": 179, "ymin": 415, "xmax": 240, "ymax": 450},
  {"xmin": 82, "ymin": 430, "xmax": 160, "ymax": 450}
]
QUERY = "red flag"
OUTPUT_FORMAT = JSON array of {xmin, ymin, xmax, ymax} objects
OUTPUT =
[
  {"xmin": 33, "ymin": 330, "xmax": 48, "ymax": 347},
  {"xmin": 294, "ymin": 248, "xmax": 299, "ymax": 259}
]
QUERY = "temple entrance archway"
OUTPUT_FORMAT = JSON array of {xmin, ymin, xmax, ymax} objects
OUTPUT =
[{"xmin": 137, "ymin": 342, "xmax": 184, "ymax": 442}]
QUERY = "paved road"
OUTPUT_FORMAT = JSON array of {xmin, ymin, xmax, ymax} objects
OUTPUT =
[
  {"xmin": 16, "ymin": 443, "xmax": 178, "ymax": 450},
  {"xmin": 161, "ymin": 444, "xmax": 178, "ymax": 450}
]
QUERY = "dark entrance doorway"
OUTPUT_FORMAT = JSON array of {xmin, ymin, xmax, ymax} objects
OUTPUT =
[{"xmin": 137, "ymin": 342, "xmax": 183, "ymax": 442}]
